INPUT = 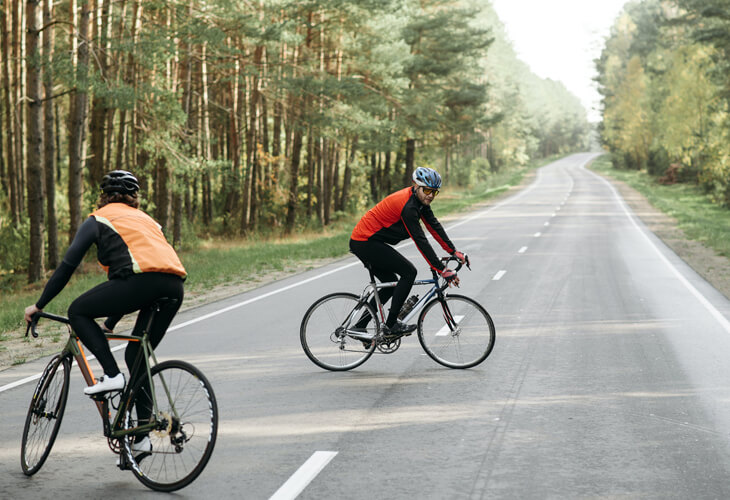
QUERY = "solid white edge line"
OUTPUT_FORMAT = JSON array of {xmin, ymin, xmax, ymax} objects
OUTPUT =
[
  {"xmin": 584, "ymin": 164, "xmax": 730, "ymax": 334},
  {"xmin": 269, "ymin": 451, "xmax": 338, "ymax": 500},
  {"xmin": 2, "ymin": 165, "xmax": 545, "ymax": 394}
]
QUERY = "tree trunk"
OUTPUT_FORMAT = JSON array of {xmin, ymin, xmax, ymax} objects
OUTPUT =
[
  {"xmin": 12, "ymin": 0, "xmax": 24, "ymax": 216},
  {"xmin": 338, "ymin": 135, "xmax": 357, "ymax": 211},
  {"xmin": 403, "ymin": 138, "xmax": 415, "ymax": 186},
  {"xmin": 155, "ymin": 156, "xmax": 170, "ymax": 230},
  {"xmin": 67, "ymin": 0, "xmax": 91, "ymax": 243},
  {"xmin": 285, "ymin": 116, "xmax": 303, "ymax": 233},
  {"xmin": 87, "ymin": 0, "xmax": 110, "ymax": 186},
  {"xmin": 1, "ymin": 0, "xmax": 19, "ymax": 225},
  {"xmin": 43, "ymin": 0, "xmax": 58, "ymax": 268},
  {"xmin": 26, "ymin": 0, "xmax": 45, "ymax": 282},
  {"xmin": 305, "ymin": 129, "xmax": 314, "ymax": 218}
]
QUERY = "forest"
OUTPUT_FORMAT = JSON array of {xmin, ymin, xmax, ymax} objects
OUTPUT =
[
  {"xmin": 597, "ymin": 0, "xmax": 730, "ymax": 206},
  {"xmin": 1, "ymin": 0, "xmax": 591, "ymax": 283}
]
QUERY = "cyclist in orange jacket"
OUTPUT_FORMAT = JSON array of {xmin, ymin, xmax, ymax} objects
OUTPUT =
[
  {"xmin": 350, "ymin": 166, "xmax": 467, "ymax": 337},
  {"xmin": 24, "ymin": 171, "xmax": 186, "ymax": 399}
]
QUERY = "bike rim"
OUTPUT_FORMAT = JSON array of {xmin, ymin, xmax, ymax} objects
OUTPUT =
[
  {"xmin": 301, "ymin": 293, "xmax": 376, "ymax": 371},
  {"xmin": 123, "ymin": 361, "xmax": 217, "ymax": 491},
  {"xmin": 418, "ymin": 296, "xmax": 495, "ymax": 368},
  {"xmin": 21, "ymin": 355, "xmax": 70, "ymax": 474}
]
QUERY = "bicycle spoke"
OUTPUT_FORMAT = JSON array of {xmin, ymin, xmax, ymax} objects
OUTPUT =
[
  {"xmin": 301, "ymin": 293, "xmax": 376, "ymax": 371},
  {"xmin": 418, "ymin": 295, "xmax": 495, "ymax": 369},
  {"xmin": 123, "ymin": 360, "xmax": 217, "ymax": 492}
]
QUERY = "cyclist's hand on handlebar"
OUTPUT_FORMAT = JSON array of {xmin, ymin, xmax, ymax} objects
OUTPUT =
[
  {"xmin": 24, "ymin": 304, "xmax": 41, "ymax": 324},
  {"xmin": 442, "ymin": 268, "xmax": 460, "ymax": 287},
  {"xmin": 452, "ymin": 251, "xmax": 470, "ymax": 269}
]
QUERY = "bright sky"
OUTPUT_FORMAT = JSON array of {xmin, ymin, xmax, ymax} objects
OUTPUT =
[{"xmin": 490, "ymin": 0, "xmax": 629, "ymax": 123}]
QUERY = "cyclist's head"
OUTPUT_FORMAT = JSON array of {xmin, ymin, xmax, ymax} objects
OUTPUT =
[
  {"xmin": 412, "ymin": 167, "xmax": 442, "ymax": 190},
  {"xmin": 98, "ymin": 170, "xmax": 140, "ymax": 209},
  {"xmin": 101, "ymin": 170, "xmax": 140, "ymax": 195}
]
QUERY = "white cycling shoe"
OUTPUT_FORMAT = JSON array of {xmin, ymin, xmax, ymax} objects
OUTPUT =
[
  {"xmin": 117, "ymin": 436, "xmax": 152, "ymax": 466},
  {"xmin": 83, "ymin": 373, "xmax": 125, "ymax": 395}
]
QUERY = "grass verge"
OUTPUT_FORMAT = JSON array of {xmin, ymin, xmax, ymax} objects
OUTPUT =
[{"xmin": 589, "ymin": 154, "xmax": 730, "ymax": 258}]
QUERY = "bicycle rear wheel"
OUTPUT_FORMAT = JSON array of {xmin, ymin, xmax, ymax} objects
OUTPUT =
[
  {"xmin": 417, "ymin": 294, "xmax": 495, "ymax": 369},
  {"xmin": 122, "ymin": 360, "xmax": 218, "ymax": 492},
  {"xmin": 300, "ymin": 292, "xmax": 377, "ymax": 371},
  {"xmin": 21, "ymin": 354, "xmax": 71, "ymax": 475}
]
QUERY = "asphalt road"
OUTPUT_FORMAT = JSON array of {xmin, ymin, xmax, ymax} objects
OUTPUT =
[{"xmin": 3, "ymin": 153, "xmax": 730, "ymax": 499}]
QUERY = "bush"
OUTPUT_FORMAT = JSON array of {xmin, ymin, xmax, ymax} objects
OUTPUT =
[
  {"xmin": 0, "ymin": 219, "xmax": 30, "ymax": 273},
  {"xmin": 647, "ymin": 146, "xmax": 669, "ymax": 177}
]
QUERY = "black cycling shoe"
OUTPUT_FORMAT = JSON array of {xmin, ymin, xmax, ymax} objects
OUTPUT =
[{"xmin": 383, "ymin": 321, "xmax": 417, "ymax": 338}]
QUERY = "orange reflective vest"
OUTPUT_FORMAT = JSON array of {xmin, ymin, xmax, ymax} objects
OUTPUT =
[{"xmin": 90, "ymin": 203, "xmax": 187, "ymax": 279}]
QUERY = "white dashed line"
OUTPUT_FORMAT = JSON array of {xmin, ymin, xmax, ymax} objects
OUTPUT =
[
  {"xmin": 269, "ymin": 451, "xmax": 338, "ymax": 500},
  {"xmin": 436, "ymin": 316, "xmax": 465, "ymax": 336},
  {"xmin": 518, "ymin": 246, "xmax": 527, "ymax": 254},
  {"xmin": 492, "ymin": 270, "xmax": 507, "ymax": 281},
  {"xmin": 534, "ymin": 232, "xmax": 542, "ymax": 238}
]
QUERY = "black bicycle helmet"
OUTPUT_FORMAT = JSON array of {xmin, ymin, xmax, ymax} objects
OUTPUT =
[
  {"xmin": 101, "ymin": 170, "xmax": 139, "ymax": 195},
  {"xmin": 412, "ymin": 166, "xmax": 442, "ymax": 189}
]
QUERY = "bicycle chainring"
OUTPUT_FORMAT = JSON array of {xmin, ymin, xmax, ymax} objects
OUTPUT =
[{"xmin": 377, "ymin": 337, "xmax": 401, "ymax": 353}]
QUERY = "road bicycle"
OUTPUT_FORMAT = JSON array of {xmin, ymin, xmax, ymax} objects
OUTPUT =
[
  {"xmin": 20, "ymin": 298, "xmax": 218, "ymax": 492},
  {"xmin": 300, "ymin": 256, "xmax": 495, "ymax": 371}
]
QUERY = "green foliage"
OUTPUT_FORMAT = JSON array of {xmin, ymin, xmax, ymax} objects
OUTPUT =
[
  {"xmin": 596, "ymin": 0, "xmax": 730, "ymax": 208},
  {"xmin": 0, "ymin": 220, "xmax": 30, "ymax": 274}
]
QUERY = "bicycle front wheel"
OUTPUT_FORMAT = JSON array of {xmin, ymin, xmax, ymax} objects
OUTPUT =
[
  {"xmin": 21, "ymin": 354, "xmax": 71, "ymax": 475},
  {"xmin": 417, "ymin": 294, "xmax": 495, "ymax": 369},
  {"xmin": 300, "ymin": 292, "xmax": 377, "ymax": 371},
  {"xmin": 122, "ymin": 360, "xmax": 218, "ymax": 492}
]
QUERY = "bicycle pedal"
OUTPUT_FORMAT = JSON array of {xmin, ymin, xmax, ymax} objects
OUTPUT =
[{"xmin": 88, "ymin": 389, "xmax": 121, "ymax": 402}]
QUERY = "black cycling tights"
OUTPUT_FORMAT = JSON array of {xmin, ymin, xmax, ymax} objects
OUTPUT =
[
  {"xmin": 349, "ymin": 239, "xmax": 417, "ymax": 327},
  {"xmin": 68, "ymin": 273, "xmax": 184, "ymax": 380}
]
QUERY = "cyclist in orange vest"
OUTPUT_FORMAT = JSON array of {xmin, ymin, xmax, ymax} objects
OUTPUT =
[
  {"xmin": 350, "ymin": 167, "xmax": 467, "ymax": 337},
  {"xmin": 24, "ymin": 171, "xmax": 186, "ymax": 402}
]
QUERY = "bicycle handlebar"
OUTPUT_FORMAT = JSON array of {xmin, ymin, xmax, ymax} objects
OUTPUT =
[{"xmin": 25, "ymin": 311, "xmax": 70, "ymax": 339}]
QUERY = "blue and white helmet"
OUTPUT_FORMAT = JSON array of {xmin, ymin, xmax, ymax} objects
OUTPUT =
[{"xmin": 412, "ymin": 167, "xmax": 442, "ymax": 189}]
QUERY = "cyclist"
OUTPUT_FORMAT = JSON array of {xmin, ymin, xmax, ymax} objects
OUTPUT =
[
  {"xmin": 24, "ymin": 170, "xmax": 186, "ymax": 400},
  {"xmin": 349, "ymin": 166, "xmax": 467, "ymax": 337}
]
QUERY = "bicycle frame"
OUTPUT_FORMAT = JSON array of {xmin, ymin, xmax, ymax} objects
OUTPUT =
[
  {"xmin": 362, "ymin": 277, "xmax": 443, "ymax": 326},
  {"xmin": 355, "ymin": 259, "xmax": 461, "ymax": 334},
  {"xmin": 29, "ymin": 310, "xmax": 176, "ymax": 442}
]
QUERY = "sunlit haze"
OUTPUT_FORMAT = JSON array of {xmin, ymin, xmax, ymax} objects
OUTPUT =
[{"xmin": 490, "ymin": 0, "xmax": 629, "ymax": 123}]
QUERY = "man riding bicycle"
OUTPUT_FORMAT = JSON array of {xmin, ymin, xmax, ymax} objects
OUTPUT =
[
  {"xmin": 349, "ymin": 166, "xmax": 467, "ymax": 337},
  {"xmin": 24, "ymin": 170, "xmax": 186, "ymax": 455}
]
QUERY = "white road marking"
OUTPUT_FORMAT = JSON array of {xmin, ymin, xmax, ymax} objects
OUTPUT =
[
  {"xmin": 585, "ymin": 165, "xmax": 730, "ymax": 335},
  {"xmin": 544, "ymin": 222, "xmax": 550, "ymax": 227},
  {"xmin": 518, "ymin": 246, "xmax": 527, "ymax": 254},
  {"xmin": 269, "ymin": 451, "xmax": 338, "ymax": 500},
  {"xmin": 492, "ymin": 270, "xmax": 506, "ymax": 281},
  {"xmin": 534, "ymin": 232, "xmax": 542, "ymax": 238},
  {"xmin": 436, "ymin": 316, "xmax": 464, "ymax": 336}
]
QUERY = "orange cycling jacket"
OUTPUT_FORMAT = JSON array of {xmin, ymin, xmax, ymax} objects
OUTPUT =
[
  {"xmin": 351, "ymin": 187, "xmax": 455, "ymax": 273},
  {"xmin": 90, "ymin": 203, "xmax": 187, "ymax": 279}
]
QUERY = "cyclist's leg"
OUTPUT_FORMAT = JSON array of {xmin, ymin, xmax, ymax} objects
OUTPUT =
[
  {"xmin": 349, "ymin": 239, "xmax": 416, "ymax": 327},
  {"xmin": 123, "ymin": 274, "xmax": 184, "ymax": 430},
  {"xmin": 68, "ymin": 280, "xmax": 136, "ymax": 378}
]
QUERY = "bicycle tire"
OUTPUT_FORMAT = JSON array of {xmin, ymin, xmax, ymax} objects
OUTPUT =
[
  {"xmin": 122, "ymin": 360, "xmax": 218, "ymax": 492},
  {"xmin": 417, "ymin": 294, "xmax": 495, "ymax": 369},
  {"xmin": 300, "ymin": 292, "xmax": 377, "ymax": 371},
  {"xmin": 21, "ymin": 354, "xmax": 71, "ymax": 475}
]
